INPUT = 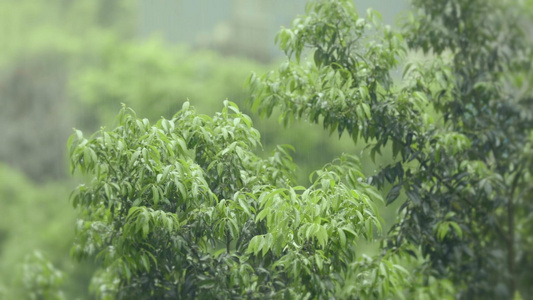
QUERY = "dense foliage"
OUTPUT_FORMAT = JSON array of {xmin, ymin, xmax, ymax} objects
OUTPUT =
[
  {"xmin": 1, "ymin": 1, "xmax": 375, "ymax": 298},
  {"xmin": 69, "ymin": 102, "xmax": 417, "ymax": 299},
  {"xmin": 249, "ymin": 0, "xmax": 533, "ymax": 298},
  {"xmin": 65, "ymin": 0, "xmax": 532, "ymax": 299},
  {"xmin": 18, "ymin": 252, "xmax": 66, "ymax": 300}
]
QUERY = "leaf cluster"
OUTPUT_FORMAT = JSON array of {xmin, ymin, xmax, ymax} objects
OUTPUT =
[
  {"xmin": 69, "ymin": 101, "xmax": 413, "ymax": 299},
  {"xmin": 248, "ymin": 0, "xmax": 533, "ymax": 298}
]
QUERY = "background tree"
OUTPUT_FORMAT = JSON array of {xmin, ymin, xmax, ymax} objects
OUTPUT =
[
  {"xmin": 249, "ymin": 0, "xmax": 533, "ymax": 298},
  {"xmin": 16, "ymin": 252, "xmax": 66, "ymax": 300},
  {"xmin": 403, "ymin": 1, "xmax": 533, "ymax": 297}
]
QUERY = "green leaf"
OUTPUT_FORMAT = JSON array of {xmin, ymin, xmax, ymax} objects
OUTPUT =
[
  {"xmin": 437, "ymin": 222, "xmax": 450, "ymax": 241},
  {"xmin": 449, "ymin": 222, "xmax": 463, "ymax": 239},
  {"xmin": 152, "ymin": 186, "xmax": 159, "ymax": 207},
  {"xmin": 238, "ymin": 197, "xmax": 252, "ymax": 217},
  {"xmin": 123, "ymin": 263, "xmax": 131, "ymax": 282},
  {"xmin": 256, "ymin": 208, "xmax": 269, "ymax": 222},
  {"xmin": 141, "ymin": 254, "xmax": 150, "ymax": 272},
  {"xmin": 337, "ymin": 227, "xmax": 346, "ymax": 247},
  {"xmin": 386, "ymin": 184, "xmax": 402, "ymax": 205},
  {"xmin": 316, "ymin": 226, "xmax": 328, "ymax": 248}
]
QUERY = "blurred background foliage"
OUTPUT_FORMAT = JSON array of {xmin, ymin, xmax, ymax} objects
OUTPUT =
[{"xmin": 1, "ymin": 0, "xmax": 407, "ymax": 298}]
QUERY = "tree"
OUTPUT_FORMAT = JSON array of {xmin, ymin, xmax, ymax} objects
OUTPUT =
[
  {"xmin": 69, "ymin": 101, "xmax": 421, "ymax": 299},
  {"xmin": 17, "ymin": 252, "xmax": 65, "ymax": 300},
  {"xmin": 0, "ymin": 0, "xmax": 135, "ymax": 182},
  {"xmin": 69, "ymin": 0, "xmax": 532, "ymax": 299},
  {"xmin": 248, "ymin": 0, "xmax": 533, "ymax": 298}
]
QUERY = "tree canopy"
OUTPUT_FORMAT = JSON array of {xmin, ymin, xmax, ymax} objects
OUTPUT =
[
  {"xmin": 249, "ymin": 0, "xmax": 533, "ymax": 298},
  {"xmin": 68, "ymin": 0, "xmax": 533, "ymax": 299}
]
